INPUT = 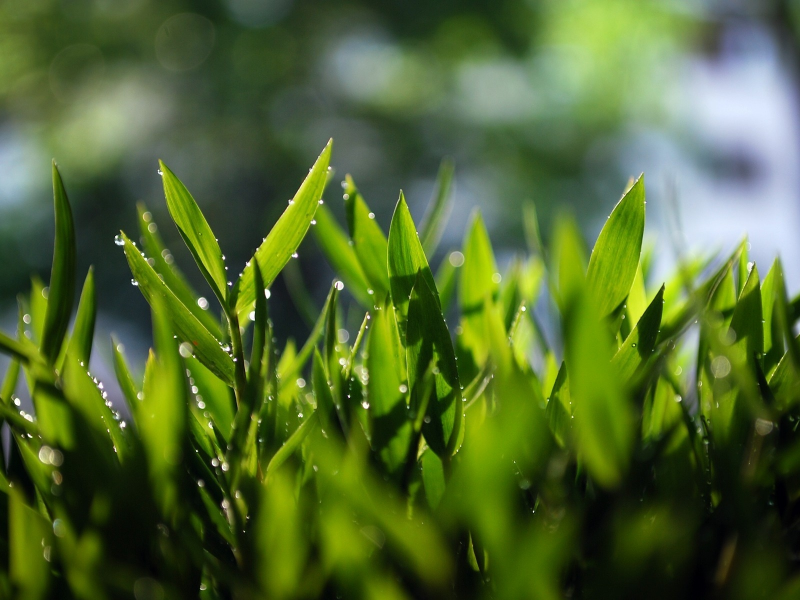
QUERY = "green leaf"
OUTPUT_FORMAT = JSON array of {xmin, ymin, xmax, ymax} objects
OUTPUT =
[
  {"xmin": 312, "ymin": 348, "xmax": 341, "ymax": 437},
  {"xmin": 141, "ymin": 294, "xmax": 187, "ymax": 515},
  {"xmin": 419, "ymin": 158, "xmax": 455, "ymax": 257},
  {"xmin": 265, "ymin": 412, "xmax": 317, "ymax": 482},
  {"xmin": 729, "ymin": 263, "xmax": 763, "ymax": 368},
  {"xmin": 65, "ymin": 267, "xmax": 96, "ymax": 368},
  {"xmin": 420, "ymin": 447, "xmax": 446, "ymax": 510},
  {"xmin": 137, "ymin": 202, "xmax": 223, "ymax": 339},
  {"xmin": 368, "ymin": 301, "xmax": 412, "ymax": 476},
  {"xmin": 0, "ymin": 331, "xmax": 37, "ymax": 364},
  {"xmin": 586, "ymin": 175, "xmax": 645, "ymax": 318},
  {"xmin": 565, "ymin": 292, "xmax": 633, "ymax": 488},
  {"xmin": 434, "ymin": 254, "xmax": 459, "ymax": 314},
  {"xmin": 120, "ymin": 231, "xmax": 235, "ymax": 386},
  {"xmin": 459, "ymin": 211, "xmax": 499, "ymax": 366},
  {"xmin": 343, "ymin": 175, "xmax": 390, "ymax": 299},
  {"xmin": 311, "ymin": 203, "xmax": 372, "ymax": 307},
  {"xmin": 388, "ymin": 191, "xmax": 438, "ymax": 342},
  {"xmin": 406, "ymin": 273, "xmax": 462, "ymax": 457},
  {"xmin": 235, "ymin": 139, "xmax": 332, "ymax": 319},
  {"xmin": 160, "ymin": 160, "xmax": 229, "ymax": 307},
  {"xmin": 111, "ymin": 336, "xmax": 141, "ymax": 422},
  {"xmin": 9, "ymin": 490, "xmax": 52, "ymax": 599},
  {"xmin": 41, "ymin": 161, "xmax": 77, "ymax": 364},
  {"xmin": 545, "ymin": 362, "xmax": 572, "ymax": 448},
  {"xmin": 611, "ymin": 285, "xmax": 665, "ymax": 382}
]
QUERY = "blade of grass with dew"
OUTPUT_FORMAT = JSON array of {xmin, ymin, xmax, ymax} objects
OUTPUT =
[
  {"xmin": 586, "ymin": 175, "xmax": 645, "ymax": 319},
  {"xmin": 419, "ymin": 158, "xmax": 455, "ymax": 257},
  {"xmin": 136, "ymin": 203, "xmax": 223, "ymax": 338},
  {"xmin": 311, "ymin": 202, "xmax": 372, "ymax": 307},
  {"xmin": 120, "ymin": 232, "xmax": 235, "ymax": 386},
  {"xmin": 235, "ymin": 139, "xmax": 332, "ymax": 319},
  {"xmin": 343, "ymin": 175, "xmax": 389, "ymax": 301},
  {"xmin": 160, "ymin": 161, "xmax": 229, "ymax": 308},
  {"xmin": 40, "ymin": 161, "xmax": 76, "ymax": 365}
]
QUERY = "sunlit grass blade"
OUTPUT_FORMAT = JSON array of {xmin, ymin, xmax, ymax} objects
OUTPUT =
[
  {"xmin": 312, "ymin": 203, "xmax": 372, "ymax": 306},
  {"xmin": 459, "ymin": 210, "xmax": 499, "ymax": 366},
  {"xmin": 65, "ymin": 267, "xmax": 96, "ymax": 368},
  {"xmin": 111, "ymin": 335, "xmax": 141, "ymax": 422},
  {"xmin": 388, "ymin": 191, "xmax": 439, "ymax": 342},
  {"xmin": 586, "ymin": 174, "xmax": 645, "ymax": 318},
  {"xmin": 264, "ymin": 412, "xmax": 317, "ymax": 482},
  {"xmin": 40, "ymin": 161, "xmax": 77, "ymax": 365},
  {"xmin": 160, "ymin": 160, "xmax": 229, "ymax": 307},
  {"xmin": 235, "ymin": 139, "xmax": 332, "ymax": 319},
  {"xmin": 343, "ymin": 175, "xmax": 390, "ymax": 300},
  {"xmin": 406, "ymin": 273, "xmax": 462, "ymax": 457},
  {"xmin": 419, "ymin": 158, "xmax": 455, "ymax": 257},
  {"xmin": 120, "ymin": 232, "xmax": 235, "ymax": 385},
  {"xmin": 312, "ymin": 348, "xmax": 342, "ymax": 437},
  {"xmin": 9, "ymin": 489, "xmax": 53, "ymax": 598},
  {"xmin": 137, "ymin": 202, "xmax": 223, "ymax": 338}
]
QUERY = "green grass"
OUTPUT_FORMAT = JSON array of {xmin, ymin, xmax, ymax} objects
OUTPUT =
[{"xmin": 1, "ymin": 141, "xmax": 800, "ymax": 599}]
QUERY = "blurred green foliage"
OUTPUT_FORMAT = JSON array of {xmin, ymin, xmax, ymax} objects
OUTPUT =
[{"xmin": 1, "ymin": 142, "xmax": 800, "ymax": 598}]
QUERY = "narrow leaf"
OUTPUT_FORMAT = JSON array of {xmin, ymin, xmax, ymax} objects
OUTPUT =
[
  {"xmin": 419, "ymin": 158, "xmax": 455, "ymax": 257},
  {"xmin": 65, "ymin": 267, "xmax": 96, "ymax": 368}
]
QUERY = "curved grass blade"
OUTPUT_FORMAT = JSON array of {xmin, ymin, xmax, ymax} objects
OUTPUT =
[
  {"xmin": 137, "ymin": 203, "xmax": 223, "ymax": 338},
  {"xmin": 41, "ymin": 161, "xmax": 77, "ymax": 365},
  {"xmin": 419, "ymin": 158, "xmax": 455, "ymax": 257},
  {"xmin": 586, "ymin": 174, "xmax": 645, "ymax": 318},
  {"xmin": 264, "ymin": 411, "xmax": 318, "ymax": 482},
  {"xmin": 235, "ymin": 139, "xmax": 332, "ymax": 319},
  {"xmin": 312, "ymin": 203, "xmax": 372, "ymax": 307},
  {"xmin": 388, "ymin": 192, "xmax": 439, "ymax": 342},
  {"xmin": 65, "ymin": 267, "xmax": 96, "ymax": 368},
  {"xmin": 111, "ymin": 336, "xmax": 141, "ymax": 422},
  {"xmin": 159, "ymin": 161, "xmax": 229, "ymax": 307},
  {"xmin": 120, "ymin": 232, "xmax": 235, "ymax": 386}
]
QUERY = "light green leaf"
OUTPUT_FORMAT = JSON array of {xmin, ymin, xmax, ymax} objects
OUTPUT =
[
  {"xmin": 265, "ymin": 412, "xmax": 318, "ymax": 482},
  {"xmin": 41, "ymin": 161, "xmax": 77, "ymax": 365},
  {"xmin": 160, "ymin": 160, "xmax": 229, "ymax": 307},
  {"xmin": 120, "ymin": 232, "xmax": 235, "ymax": 386},
  {"xmin": 9, "ymin": 489, "xmax": 52, "ymax": 599},
  {"xmin": 586, "ymin": 175, "xmax": 645, "ymax": 318},
  {"xmin": 235, "ymin": 139, "xmax": 332, "ymax": 319},
  {"xmin": 388, "ymin": 191, "xmax": 438, "ymax": 341}
]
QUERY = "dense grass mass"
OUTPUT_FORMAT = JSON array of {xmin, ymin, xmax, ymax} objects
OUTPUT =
[{"xmin": 1, "ymin": 142, "xmax": 800, "ymax": 599}]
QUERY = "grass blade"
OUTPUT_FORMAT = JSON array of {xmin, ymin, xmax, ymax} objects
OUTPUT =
[
  {"xmin": 65, "ymin": 267, "xmax": 96, "ymax": 368},
  {"xmin": 235, "ymin": 139, "xmax": 332, "ymax": 319},
  {"xmin": 343, "ymin": 175, "xmax": 390, "ymax": 300},
  {"xmin": 120, "ymin": 232, "xmax": 235, "ymax": 386},
  {"xmin": 612, "ymin": 285, "xmax": 665, "ymax": 382},
  {"xmin": 160, "ymin": 161, "xmax": 229, "ymax": 307},
  {"xmin": 41, "ymin": 161, "xmax": 77, "ymax": 364},
  {"xmin": 586, "ymin": 174, "xmax": 645, "ymax": 318}
]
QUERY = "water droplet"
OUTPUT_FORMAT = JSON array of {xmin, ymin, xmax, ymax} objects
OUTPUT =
[
  {"xmin": 114, "ymin": 235, "xmax": 124, "ymax": 246},
  {"xmin": 131, "ymin": 279, "xmax": 139, "ymax": 286},
  {"xmin": 197, "ymin": 297, "xmax": 209, "ymax": 310},
  {"xmin": 334, "ymin": 281, "xmax": 345, "ymax": 291},
  {"xmin": 291, "ymin": 252, "xmax": 299, "ymax": 259},
  {"xmin": 399, "ymin": 384, "xmax": 408, "ymax": 394}
]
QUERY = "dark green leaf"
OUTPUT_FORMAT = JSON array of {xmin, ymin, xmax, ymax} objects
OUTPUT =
[
  {"xmin": 612, "ymin": 285, "xmax": 665, "ymax": 382},
  {"xmin": 41, "ymin": 161, "xmax": 77, "ymax": 364}
]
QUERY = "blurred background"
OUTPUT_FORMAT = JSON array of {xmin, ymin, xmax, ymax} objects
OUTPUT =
[{"xmin": 2, "ymin": 0, "xmax": 800, "ymax": 373}]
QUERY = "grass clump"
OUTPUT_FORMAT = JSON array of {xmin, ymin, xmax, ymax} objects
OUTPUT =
[{"xmin": 0, "ymin": 141, "xmax": 800, "ymax": 599}]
